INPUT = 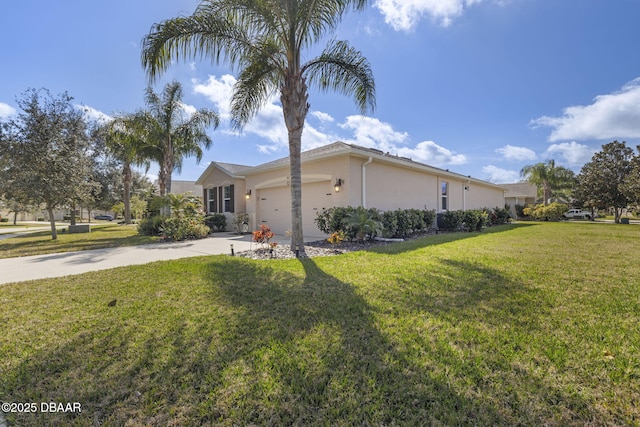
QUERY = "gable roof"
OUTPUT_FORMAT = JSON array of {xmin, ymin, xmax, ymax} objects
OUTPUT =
[
  {"xmin": 196, "ymin": 141, "xmax": 505, "ymax": 190},
  {"xmin": 195, "ymin": 161, "xmax": 253, "ymax": 185}
]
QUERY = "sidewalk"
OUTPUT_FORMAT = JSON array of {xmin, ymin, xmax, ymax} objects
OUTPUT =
[{"xmin": 0, "ymin": 233, "xmax": 320, "ymax": 285}]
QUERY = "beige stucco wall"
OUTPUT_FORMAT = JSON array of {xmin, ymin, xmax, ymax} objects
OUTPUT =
[
  {"xmin": 200, "ymin": 168, "xmax": 247, "ymax": 231},
  {"xmin": 244, "ymin": 155, "xmax": 349, "ymax": 235},
  {"xmin": 463, "ymin": 182, "xmax": 506, "ymax": 210},
  {"xmin": 198, "ymin": 152, "xmax": 506, "ymax": 235}
]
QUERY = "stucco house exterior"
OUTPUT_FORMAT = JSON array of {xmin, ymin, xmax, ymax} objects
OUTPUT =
[
  {"xmin": 502, "ymin": 183, "xmax": 538, "ymax": 217},
  {"xmin": 196, "ymin": 142, "xmax": 507, "ymax": 236}
]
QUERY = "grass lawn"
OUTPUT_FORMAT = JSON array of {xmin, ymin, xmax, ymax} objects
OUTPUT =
[
  {"xmin": 1, "ymin": 222, "xmax": 638, "ymax": 426},
  {"xmin": 0, "ymin": 224, "xmax": 159, "ymax": 259}
]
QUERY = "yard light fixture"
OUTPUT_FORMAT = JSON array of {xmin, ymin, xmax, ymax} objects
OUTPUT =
[
  {"xmin": 334, "ymin": 178, "xmax": 343, "ymax": 192},
  {"xmin": 230, "ymin": 244, "xmax": 234, "ymax": 256},
  {"xmin": 245, "ymin": 189, "xmax": 251, "ymax": 199}
]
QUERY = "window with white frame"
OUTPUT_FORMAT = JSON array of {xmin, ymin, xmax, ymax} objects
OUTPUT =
[
  {"xmin": 208, "ymin": 188, "xmax": 217, "ymax": 213},
  {"xmin": 223, "ymin": 185, "xmax": 232, "ymax": 213},
  {"xmin": 441, "ymin": 181, "xmax": 448, "ymax": 211}
]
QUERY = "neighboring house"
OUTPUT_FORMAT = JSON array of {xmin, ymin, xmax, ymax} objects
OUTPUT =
[
  {"xmin": 0, "ymin": 206, "xmax": 65, "ymax": 222},
  {"xmin": 196, "ymin": 141, "xmax": 507, "ymax": 236},
  {"xmin": 155, "ymin": 180, "xmax": 204, "ymax": 203},
  {"xmin": 502, "ymin": 183, "xmax": 538, "ymax": 217}
]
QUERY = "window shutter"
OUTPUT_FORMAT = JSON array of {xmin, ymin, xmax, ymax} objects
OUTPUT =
[
  {"xmin": 203, "ymin": 189, "xmax": 208, "ymax": 213},
  {"xmin": 229, "ymin": 184, "xmax": 235, "ymax": 213},
  {"xmin": 218, "ymin": 187, "xmax": 223, "ymax": 213}
]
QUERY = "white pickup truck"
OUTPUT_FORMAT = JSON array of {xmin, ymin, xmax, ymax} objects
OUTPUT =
[{"xmin": 563, "ymin": 209, "xmax": 596, "ymax": 220}]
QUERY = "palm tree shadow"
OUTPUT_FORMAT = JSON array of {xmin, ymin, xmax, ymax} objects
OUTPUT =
[
  {"xmin": 204, "ymin": 257, "xmax": 510, "ymax": 424},
  {"xmin": 363, "ymin": 223, "xmax": 536, "ymax": 256}
]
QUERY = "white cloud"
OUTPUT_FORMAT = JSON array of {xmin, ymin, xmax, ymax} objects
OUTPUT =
[
  {"xmin": 179, "ymin": 102, "xmax": 198, "ymax": 117},
  {"xmin": 543, "ymin": 141, "xmax": 595, "ymax": 167},
  {"xmin": 310, "ymin": 111, "xmax": 334, "ymax": 123},
  {"xmin": 0, "ymin": 102, "xmax": 16, "ymax": 118},
  {"xmin": 338, "ymin": 115, "xmax": 466, "ymax": 166},
  {"xmin": 481, "ymin": 165, "xmax": 520, "ymax": 183},
  {"xmin": 192, "ymin": 74, "xmax": 236, "ymax": 120},
  {"xmin": 192, "ymin": 75, "xmax": 467, "ymax": 168},
  {"xmin": 375, "ymin": 0, "xmax": 483, "ymax": 30},
  {"xmin": 532, "ymin": 78, "xmax": 640, "ymax": 142},
  {"xmin": 79, "ymin": 105, "xmax": 112, "ymax": 125},
  {"xmin": 340, "ymin": 115, "xmax": 409, "ymax": 152},
  {"xmin": 397, "ymin": 140, "xmax": 468, "ymax": 166},
  {"xmin": 496, "ymin": 144, "xmax": 537, "ymax": 161}
]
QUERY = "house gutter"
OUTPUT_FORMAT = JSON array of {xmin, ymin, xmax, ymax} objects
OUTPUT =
[{"xmin": 362, "ymin": 157, "xmax": 373, "ymax": 207}]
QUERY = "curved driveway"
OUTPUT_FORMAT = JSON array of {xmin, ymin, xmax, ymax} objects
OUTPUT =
[{"xmin": 0, "ymin": 234, "xmax": 268, "ymax": 285}]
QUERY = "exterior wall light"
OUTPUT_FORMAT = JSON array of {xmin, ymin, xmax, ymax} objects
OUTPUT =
[
  {"xmin": 245, "ymin": 189, "xmax": 252, "ymax": 199},
  {"xmin": 334, "ymin": 178, "xmax": 343, "ymax": 192}
]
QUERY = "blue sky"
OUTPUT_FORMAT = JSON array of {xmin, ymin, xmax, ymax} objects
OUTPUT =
[{"xmin": 2, "ymin": 0, "xmax": 640, "ymax": 184}]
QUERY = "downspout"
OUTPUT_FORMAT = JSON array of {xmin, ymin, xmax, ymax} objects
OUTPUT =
[
  {"xmin": 362, "ymin": 157, "xmax": 373, "ymax": 208},
  {"xmin": 464, "ymin": 179, "xmax": 470, "ymax": 211}
]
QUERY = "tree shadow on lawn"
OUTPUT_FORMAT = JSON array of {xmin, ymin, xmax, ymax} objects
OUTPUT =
[
  {"xmin": 361, "ymin": 223, "xmax": 536, "ymax": 256},
  {"xmin": 198, "ymin": 257, "xmax": 511, "ymax": 425},
  {"xmin": 198, "ymin": 255, "xmax": 600, "ymax": 425},
  {"xmin": 1, "ymin": 251, "xmax": 600, "ymax": 426}
]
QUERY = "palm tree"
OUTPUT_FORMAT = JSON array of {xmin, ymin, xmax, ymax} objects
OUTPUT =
[
  {"xmin": 104, "ymin": 113, "xmax": 153, "ymax": 225},
  {"xmin": 520, "ymin": 159, "xmax": 575, "ymax": 205},
  {"xmin": 141, "ymin": 0, "xmax": 376, "ymax": 252},
  {"xmin": 142, "ymin": 81, "xmax": 220, "ymax": 197}
]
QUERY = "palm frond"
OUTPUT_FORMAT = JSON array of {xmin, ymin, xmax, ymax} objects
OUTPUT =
[
  {"xmin": 231, "ymin": 40, "xmax": 284, "ymax": 129},
  {"xmin": 142, "ymin": 10, "xmax": 254, "ymax": 82},
  {"xmin": 303, "ymin": 39, "xmax": 376, "ymax": 114}
]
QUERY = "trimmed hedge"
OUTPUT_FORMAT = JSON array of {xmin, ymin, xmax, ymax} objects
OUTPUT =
[{"xmin": 316, "ymin": 207, "xmax": 436, "ymax": 240}]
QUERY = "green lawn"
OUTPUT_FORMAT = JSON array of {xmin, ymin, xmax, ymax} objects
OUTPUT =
[
  {"xmin": 0, "ymin": 223, "xmax": 159, "ymax": 258},
  {"xmin": 1, "ymin": 222, "xmax": 638, "ymax": 426}
]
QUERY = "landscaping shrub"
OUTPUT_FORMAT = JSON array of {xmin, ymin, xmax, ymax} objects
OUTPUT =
[
  {"xmin": 408, "ymin": 208, "xmax": 426, "ymax": 232},
  {"xmin": 233, "ymin": 212, "xmax": 250, "ymax": 233},
  {"xmin": 161, "ymin": 216, "xmax": 210, "ymax": 241},
  {"xmin": 489, "ymin": 206, "xmax": 511, "ymax": 225},
  {"xmin": 137, "ymin": 215, "xmax": 164, "ymax": 236},
  {"xmin": 515, "ymin": 204, "xmax": 527, "ymax": 219},
  {"xmin": 462, "ymin": 209, "xmax": 488, "ymax": 231},
  {"xmin": 522, "ymin": 202, "xmax": 568, "ymax": 221},
  {"xmin": 442, "ymin": 210, "xmax": 464, "ymax": 231},
  {"xmin": 343, "ymin": 208, "xmax": 383, "ymax": 242},
  {"xmin": 393, "ymin": 209, "xmax": 411, "ymax": 238},
  {"xmin": 315, "ymin": 206, "xmax": 354, "ymax": 235},
  {"xmin": 423, "ymin": 209, "xmax": 436, "ymax": 230},
  {"xmin": 381, "ymin": 210, "xmax": 398, "ymax": 238},
  {"xmin": 252, "ymin": 224, "xmax": 275, "ymax": 248},
  {"xmin": 205, "ymin": 213, "xmax": 227, "ymax": 232}
]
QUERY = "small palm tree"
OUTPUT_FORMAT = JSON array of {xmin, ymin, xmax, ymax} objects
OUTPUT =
[
  {"xmin": 520, "ymin": 159, "xmax": 575, "ymax": 205},
  {"xmin": 344, "ymin": 209, "xmax": 382, "ymax": 242},
  {"xmin": 142, "ymin": 81, "xmax": 220, "ymax": 196},
  {"xmin": 141, "ymin": 0, "xmax": 376, "ymax": 252},
  {"xmin": 104, "ymin": 113, "xmax": 152, "ymax": 224}
]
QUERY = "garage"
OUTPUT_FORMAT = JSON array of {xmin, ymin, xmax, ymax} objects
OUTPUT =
[{"xmin": 256, "ymin": 181, "xmax": 335, "ymax": 237}]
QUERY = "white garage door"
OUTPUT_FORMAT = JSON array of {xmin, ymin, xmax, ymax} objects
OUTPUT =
[{"xmin": 257, "ymin": 182, "xmax": 334, "ymax": 237}]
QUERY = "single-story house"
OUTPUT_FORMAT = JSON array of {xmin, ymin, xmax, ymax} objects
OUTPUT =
[
  {"xmin": 502, "ymin": 183, "xmax": 538, "ymax": 217},
  {"xmin": 196, "ymin": 141, "xmax": 507, "ymax": 236}
]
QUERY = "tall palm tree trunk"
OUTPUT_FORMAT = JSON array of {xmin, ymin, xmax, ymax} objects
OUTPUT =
[
  {"xmin": 288, "ymin": 129, "xmax": 304, "ymax": 252},
  {"xmin": 282, "ymin": 71, "xmax": 309, "ymax": 253},
  {"xmin": 123, "ymin": 162, "xmax": 132, "ymax": 224}
]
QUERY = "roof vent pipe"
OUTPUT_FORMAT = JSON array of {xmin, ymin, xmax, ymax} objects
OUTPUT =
[{"xmin": 362, "ymin": 157, "xmax": 373, "ymax": 208}]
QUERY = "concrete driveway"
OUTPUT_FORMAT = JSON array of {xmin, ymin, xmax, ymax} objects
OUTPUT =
[{"xmin": 0, "ymin": 233, "xmax": 321, "ymax": 285}]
